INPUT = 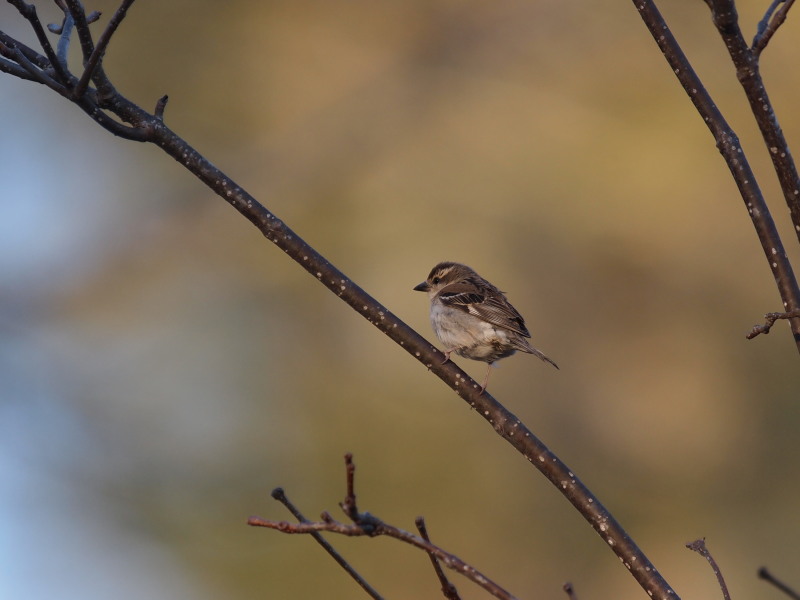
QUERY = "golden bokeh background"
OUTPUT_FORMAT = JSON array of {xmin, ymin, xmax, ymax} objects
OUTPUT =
[{"xmin": 2, "ymin": 1, "xmax": 799, "ymax": 599}]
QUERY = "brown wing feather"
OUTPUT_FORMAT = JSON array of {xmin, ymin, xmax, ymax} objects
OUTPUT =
[{"xmin": 438, "ymin": 278, "xmax": 531, "ymax": 338}]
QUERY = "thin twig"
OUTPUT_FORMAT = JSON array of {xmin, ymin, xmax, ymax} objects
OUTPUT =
[
  {"xmin": 271, "ymin": 487, "xmax": 384, "ymax": 600},
  {"xmin": 7, "ymin": 0, "xmax": 69, "ymax": 82},
  {"xmin": 0, "ymin": 30, "xmax": 49, "ymax": 70},
  {"xmin": 416, "ymin": 517, "xmax": 461, "ymax": 600},
  {"xmin": 63, "ymin": 0, "xmax": 96, "ymax": 61},
  {"xmin": 0, "ymin": 53, "xmax": 34, "ymax": 80},
  {"xmin": 563, "ymin": 582, "xmax": 579, "ymax": 600},
  {"xmin": 250, "ymin": 456, "xmax": 518, "ymax": 600},
  {"xmin": 747, "ymin": 308, "xmax": 800, "ymax": 339},
  {"xmin": 0, "ymin": 43, "xmax": 61, "ymax": 90},
  {"xmin": 249, "ymin": 517, "xmax": 517, "ymax": 600},
  {"xmin": 758, "ymin": 567, "xmax": 800, "ymax": 600},
  {"xmin": 56, "ymin": 13, "xmax": 74, "ymax": 67},
  {"xmin": 686, "ymin": 538, "xmax": 731, "ymax": 600},
  {"xmin": 755, "ymin": 0, "xmax": 785, "ymax": 36},
  {"xmin": 74, "ymin": 0, "xmax": 136, "ymax": 99},
  {"xmin": 339, "ymin": 452, "xmax": 359, "ymax": 522},
  {"xmin": 753, "ymin": 0, "xmax": 795, "ymax": 56},
  {"xmin": 154, "ymin": 94, "xmax": 168, "ymax": 120}
]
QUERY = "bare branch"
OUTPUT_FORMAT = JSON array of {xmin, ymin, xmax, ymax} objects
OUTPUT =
[
  {"xmin": 0, "ymin": 41, "xmax": 62, "ymax": 91},
  {"xmin": 0, "ymin": 6, "xmax": 679, "ymax": 599},
  {"xmin": 74, "ymin": 0, "xmax": 136, "ymax": 99},
  {"xmin": 63, "ymin": 0, "xmax": 96, "ymax": 62},
  {"xmin": 753, "ymin": 0, "xmax": 796, "ymax": 56},
  {"xmin": 633, "ymin": 0, "xmax": 800, "ymax": 351},
  {"xmin": 338, "ymin": 452, "xmax": 360, "ymax": 522},
  {"xmin": 271, "ymin": 487, "xmax": 384, "ymax": 600},
  {"xmin": 747, "ymin": 308, "xmax": 800, "ymax": 339},
  {"xmin": 250, "ymin": 455, "xmax": 518, "ymax": 600},
  {"xmin": 0, "ymin": 30, "xmax": 49, "ymax": 71},
  {"xmin": 7, "ymin": 0, "xmax": 69, "ymax": 82},
  {"xmin": 0, "ymin": 51, "xmax": 35, "ymax": 80},
  {"xmin": 416, "ymin": 517, "xmax": 461, "ymax": 600},
  {"xmin": 758, "ymin": 567, "xmax": 800, "ymax": 600},
  {"xmin": 55, "ymin": 13, "xmax": 73, "ymax": 66},
  {"xmin": 686, "ymin": 538, "xmax": 731, "ymax": 600},
  {"xmin": 704, "ymin": 0, "xmax": 800, "ymax": 249},
  {"xmin": 72, "ymin": 95, "xmax": 150, "ymax": 140}
]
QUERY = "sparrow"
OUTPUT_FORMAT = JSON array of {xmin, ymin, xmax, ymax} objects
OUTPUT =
[{"xmin": 414, "ymin": 261, "xmax": 558, "ymax": 393}]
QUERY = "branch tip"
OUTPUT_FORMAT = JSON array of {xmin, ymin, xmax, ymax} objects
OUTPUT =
[
  {"xmin": 686, "ymin": 538, "xmax": 731, "ymax": 600},
  {"xmin": 416, "ymin": 517, "xmax": 461, "ymax": 600},
  {"xmin": 747, "ymin": 308, "xmax": 800, "ymax": 339},
  {"xmin": 758, "ymin": 567, "xmax": 800, "ymax": 600},
  {"xmin": 563, "ymin": 582, "xmax": 579, "ymax": 600},
  {"xmin": 154, "ymin": 94, "xmax": 168, "ymax": 119}
]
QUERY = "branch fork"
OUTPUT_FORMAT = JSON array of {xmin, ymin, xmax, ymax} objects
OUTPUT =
[{"xmin": 249, "ymin": 454, "xmax": 516, "ymax": 600}]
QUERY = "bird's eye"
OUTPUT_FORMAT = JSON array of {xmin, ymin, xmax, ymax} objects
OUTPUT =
[{"xmin": 432, "ymin": 276, "xmax": 441, "ymax": 284}]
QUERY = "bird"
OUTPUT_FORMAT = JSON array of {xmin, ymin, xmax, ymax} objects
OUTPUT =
[{"xmin": 413, "ymin": 261, "xmax": 558, "ymax": 393}]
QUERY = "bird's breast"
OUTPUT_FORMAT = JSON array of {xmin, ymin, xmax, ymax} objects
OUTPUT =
[{"xmin": 429, "ymin": 302, "xmax": 518, "ymax": 362}]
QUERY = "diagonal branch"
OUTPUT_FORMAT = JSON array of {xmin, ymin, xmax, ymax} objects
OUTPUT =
[
  {"xmin": 0, "ymin": 44, "xmax": 39, "ymax": 80},
  {"xmin": 7, "ymin": 0, "xmax": 69, "ymax": 82},
  {"xmin": 0, "ymin": 5, "xmax": 679, "ymax": 600},
  {"xmin": 0, "ymin": 40, "xmax": 62, "ymax": 90},
  {"xmin": 416, "ymin": 517, "xmax": 461, "ymax": 600},
  {"xmin": 758, "ymin": 567, "xmax": 800, "ymax": 600},
  {"xmin": 0, "ymin": 29, "xmax": 50, "ymax": 71},
  {"xmin": 705, "ymin": 0, "xmax": 800, "ymax": 246},
  {"xmin": 271, "ymin": 487, "xmax": 384, "ymax": 600},
  {"xmin": 139, "ymin": 111, "xmax": 678, "ymax": 600},
  {"xmin": 633, "ymin": 0, "xmax": 800, "ymax": 351}
]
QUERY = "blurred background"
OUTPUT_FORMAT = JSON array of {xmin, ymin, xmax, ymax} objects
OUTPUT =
[{"xmin": 2, "ymin": 1, "xmax": 799, "ymax": 598}]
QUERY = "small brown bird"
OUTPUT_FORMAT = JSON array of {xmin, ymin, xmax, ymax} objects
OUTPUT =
[{"xmin": 414, "ymin": 261, "xmax": 558, "ymax": 392}]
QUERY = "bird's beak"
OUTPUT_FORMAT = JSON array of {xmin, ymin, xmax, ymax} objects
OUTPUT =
[{"xmin": 413, "ymin": 281, "xmax": 430, "ymax": 292}]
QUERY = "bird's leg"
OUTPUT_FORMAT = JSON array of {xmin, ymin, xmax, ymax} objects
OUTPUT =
[
  {"xmin": 479, "ymin": 363, "xmax": 493, "ymax": 394},
  {"xmin": 440, "ymin": 348, "xmax": 454, "ymax": 364}
]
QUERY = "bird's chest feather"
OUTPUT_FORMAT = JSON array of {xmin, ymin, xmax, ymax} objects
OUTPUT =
[{"xmin": 429, "ymin": 302, "xmax": 514, "ymax": 361}]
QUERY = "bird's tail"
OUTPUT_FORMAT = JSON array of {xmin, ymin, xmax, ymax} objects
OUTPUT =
[
  {"xmin": 532, "ymin": 348, "xmax": 559, "ymax": 370},
  {"xmin": 515, "ymin": 338, "xmax": 559, "ymax": 370}
]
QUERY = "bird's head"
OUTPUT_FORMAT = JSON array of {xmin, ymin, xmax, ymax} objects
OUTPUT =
[{"xmin": 413, "ymin": 262, "xmax": 476, "ymax": 297}]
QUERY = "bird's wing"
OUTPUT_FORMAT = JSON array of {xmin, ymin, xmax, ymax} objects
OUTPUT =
[{"xmin": 438, "ymin": 279, "xmax": 531, "ymax": 338}]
